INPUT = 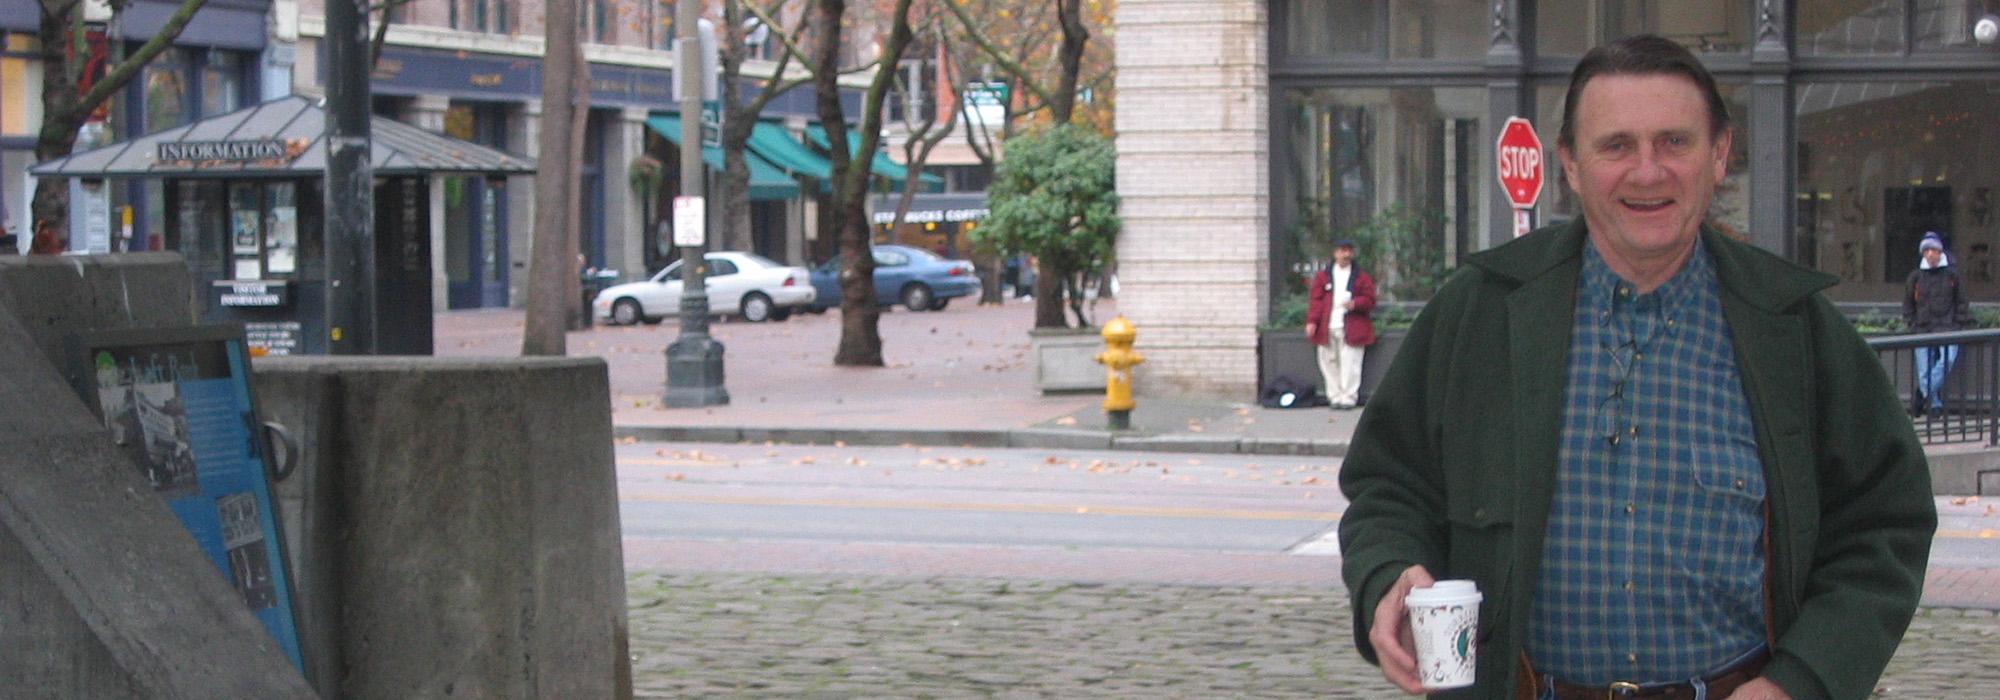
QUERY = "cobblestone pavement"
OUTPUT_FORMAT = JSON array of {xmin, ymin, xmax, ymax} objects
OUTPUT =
[{"xmin": 625, "ymin": 572, "xmax": 2000, "ymax": 699}]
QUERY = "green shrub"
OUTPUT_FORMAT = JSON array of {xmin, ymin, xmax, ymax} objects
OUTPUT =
[{"xmin": 1262, "ymin": 292, "xmax": 1311, "ymax": 332}]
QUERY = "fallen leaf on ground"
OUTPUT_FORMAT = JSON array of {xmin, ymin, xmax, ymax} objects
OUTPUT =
[{"xmin": 1055, "ymin": 416, "xmax": 1078, "ymax": 426}]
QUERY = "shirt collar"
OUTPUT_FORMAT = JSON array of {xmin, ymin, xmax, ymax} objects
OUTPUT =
[{"xmin": 1580, "ymin": 237, "xmax": 1713, "ymax": 318}]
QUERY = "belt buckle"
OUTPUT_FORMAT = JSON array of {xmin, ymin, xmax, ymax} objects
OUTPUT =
[{"xmin": 1606, "ymin": 681, "xmax": 1643, "ymax": 698}]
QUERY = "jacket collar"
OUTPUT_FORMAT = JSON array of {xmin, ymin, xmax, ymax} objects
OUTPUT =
[{"xmin": 1467, "ymin": 218, "xmax": 1837, "ymax": 314}]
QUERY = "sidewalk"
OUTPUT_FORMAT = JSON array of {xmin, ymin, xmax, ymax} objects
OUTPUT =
[{"xmin": 437, "ymin": 300, "xmax": 1359, "ymax": 454}]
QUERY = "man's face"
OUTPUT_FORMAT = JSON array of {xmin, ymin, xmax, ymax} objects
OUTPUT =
[
  {"xmin": 1559, "ymin": 73, "xmax": 1731, "ymax": 269},
  {"xmin": 1924, "ymin": 248, "xmax": 1943, "ymax": 266},
  {"xmin": 1334, "ymin": 246, "xmax": 1355, "ymax": 266}
]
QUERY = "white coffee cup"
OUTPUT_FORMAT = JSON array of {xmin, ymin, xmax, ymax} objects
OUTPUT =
[{"xmin": 1405, "ymin": 579, "xmax": 1483, "ymax": 689}]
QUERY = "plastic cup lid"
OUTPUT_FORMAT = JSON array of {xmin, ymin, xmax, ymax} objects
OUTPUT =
[{"xmin": 1406, "ymin": 579, "xmax": 1482, "ymax": 606}]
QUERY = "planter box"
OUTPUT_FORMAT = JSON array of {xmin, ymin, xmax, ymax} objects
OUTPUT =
[
  {"xmin": 1256, "ymin": 328, "xmax": 1406, "ymax": 405},
  {"xmin": 1032, "ymin": 328, "xmax": 1105, "ymax": 393}
]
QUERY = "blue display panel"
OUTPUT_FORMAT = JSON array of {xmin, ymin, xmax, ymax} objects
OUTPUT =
[{"xmin": 77, "ymin": 325, "xmax": 303, "ymax": 671}]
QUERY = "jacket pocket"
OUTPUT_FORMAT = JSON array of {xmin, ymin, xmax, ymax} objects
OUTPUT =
[{"xmin": 1445, "ymin": 495, "xmax": 1513, "ymax": 647}]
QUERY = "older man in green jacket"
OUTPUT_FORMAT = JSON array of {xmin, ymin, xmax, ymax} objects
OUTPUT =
[{"xmin": 1339, "ymin": 35, "xmax": 1933, "ymax": 700}]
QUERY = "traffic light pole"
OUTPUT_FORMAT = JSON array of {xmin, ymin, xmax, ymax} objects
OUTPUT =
[{"xmin": 663, "ymin": 0, "xmax": 728, "ymax": 407}]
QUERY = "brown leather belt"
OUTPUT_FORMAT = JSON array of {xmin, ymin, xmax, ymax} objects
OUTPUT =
[{"xmin": 1536, "ymin": 646, "xmax": 1769, "ymax": 700}]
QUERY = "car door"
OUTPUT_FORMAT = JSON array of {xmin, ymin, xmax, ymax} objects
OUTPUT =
[
  {"xmin": 810, "ymin": 259, "xmax": 842, "ymax": 307},
  {"xmin": 872, "ymin": 248, "xmax": 913, "ymax": 301},
  {"xmin": 702, "ymin": 256, "xmax": 746, "ymax": 314},
  {"xmin": 642, "ymin": 261, "xmax": 685, "ymax": 316}
]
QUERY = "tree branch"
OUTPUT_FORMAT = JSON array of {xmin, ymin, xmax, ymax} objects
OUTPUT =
[
  {"xmin": 71, "ymin": 0, "xmax": 208, "ymax": 118},
  {"xmin": 938, "ymin": 0, "xmax": 1057, "ymax": 111},
  {"xmin": 741, "ymin": 0, "xmax": 817, "ymax": 74}
]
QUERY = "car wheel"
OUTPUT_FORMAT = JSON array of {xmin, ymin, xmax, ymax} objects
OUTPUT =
[
  {"xmin": 902, "ymin": 284, "xmax": 934, "ymax": 312},
  {"xmin": 929, "ymin": 298, "xmax": 951, "ymax": 311},
  {"xmin": 612, "ymin": 298, "xmax": 644, "ymax": 326},
  {"xmin": 740, "ymin": 292, "xmax": 774, "ymax": 322}
]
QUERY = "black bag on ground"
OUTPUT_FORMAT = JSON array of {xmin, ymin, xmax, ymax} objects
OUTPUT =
[{"xmin": 1259, "ymin": 374, "xmax": 1325, "ymax": 409}]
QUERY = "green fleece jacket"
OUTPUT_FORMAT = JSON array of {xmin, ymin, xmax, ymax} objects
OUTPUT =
[{"xmin": 1338, "ymin": 221, "xmax": 1935, "ymax": 699}]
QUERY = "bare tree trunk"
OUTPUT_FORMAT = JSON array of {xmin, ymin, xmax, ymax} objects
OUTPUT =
[
  {"xmin": 719, "ymin": 1, "xmax": 755, "ymax": 253},
  {"xmin": 1032, "ymin": 256, "xmax": 1066, "ymax": 327},
  {"xmin": 564, "ymin": 45, "xmax": 590, "ymax": 331},
  {"xmin": 812, "ymin": 0, "xmax": 883, "ymax": 366},
  {"xmin": 524, "ymin": 0, "xmax": 580, "ymax": 355}
]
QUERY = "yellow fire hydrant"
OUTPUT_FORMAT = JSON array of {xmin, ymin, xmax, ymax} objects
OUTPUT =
[{"xmin": 1095, "ymin": 315, "xmax": 1144, "ymax": 430}]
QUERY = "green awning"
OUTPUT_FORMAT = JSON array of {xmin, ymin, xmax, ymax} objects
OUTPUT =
[
  {"xmin": 746, "ymin": 122, "xmax": 833, "ymax": 180},
  {"xmin": 645, "ymin": 115, "xmax": 801, "ymax": 201},
  {"xmin": 805, "ymin": 126, "xmax": 946, "ymax": 191}
]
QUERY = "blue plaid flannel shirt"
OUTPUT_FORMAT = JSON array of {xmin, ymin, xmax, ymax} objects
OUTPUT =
[{"xmin": 1526, "ymin": 240, "xmax": 1768, "ymax": 684}]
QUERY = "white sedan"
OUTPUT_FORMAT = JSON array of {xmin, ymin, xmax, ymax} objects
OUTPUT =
[{"xmin": 593, "ymin": 251, "xmax": 815, "ymax": 324}]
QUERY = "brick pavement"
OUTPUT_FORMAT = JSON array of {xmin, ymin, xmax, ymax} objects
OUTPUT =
[
  {"xmin": 436, "ymin": 307, "xmax": 2000, "ymax": 690},
  {"xmin": 625, "ymin": 572, "xmax": 2000, "ymax": 699}
]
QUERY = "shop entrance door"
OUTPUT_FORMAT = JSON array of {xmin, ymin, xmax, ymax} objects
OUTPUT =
[{"xmin": 446, "ymin": 176, "xmax": 509, "ymax": 309}]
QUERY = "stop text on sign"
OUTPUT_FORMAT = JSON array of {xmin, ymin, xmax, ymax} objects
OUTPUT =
[{"xmin": 1494, "ymin": 117, "xmax": 1545, "ymax": 209}]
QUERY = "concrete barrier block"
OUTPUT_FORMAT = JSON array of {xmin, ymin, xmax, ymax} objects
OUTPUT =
[{"xmin": 253, "ymin": 356, "xmax": 632, "ymax": 699}]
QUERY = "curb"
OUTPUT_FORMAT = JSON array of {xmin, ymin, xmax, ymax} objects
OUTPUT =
[{"xmin": 613, "ymin": 425, "xmax": 1348, "ymax": 457}]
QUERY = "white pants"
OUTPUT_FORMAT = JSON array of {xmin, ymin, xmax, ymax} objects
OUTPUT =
[{"xmin": 1316, "ymin": 340, "xmax": 1364, "ymax": 407}]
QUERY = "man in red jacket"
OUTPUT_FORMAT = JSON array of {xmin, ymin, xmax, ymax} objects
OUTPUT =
[{"xmin": 1305, "ymin": 238, "xmax": 1376, "ymax": 409}]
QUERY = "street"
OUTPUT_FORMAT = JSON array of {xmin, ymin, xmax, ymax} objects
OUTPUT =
[{"xmin": 615, "ymin": 440, "xmax": 2000, "ymax": 698}]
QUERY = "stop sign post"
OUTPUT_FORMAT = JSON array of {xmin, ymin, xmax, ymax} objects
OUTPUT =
[{"xmin": 1496, "ymin": 117, "xmax": 1544, "ymax": 237}]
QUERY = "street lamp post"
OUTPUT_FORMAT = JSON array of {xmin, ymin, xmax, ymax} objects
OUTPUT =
[{"xmin": 664, "ymin": 0, "xmax": 728, "ymax": 407}]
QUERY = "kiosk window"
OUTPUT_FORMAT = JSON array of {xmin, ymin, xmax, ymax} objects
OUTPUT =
[
  {"xmin": 266, "ymin": 184, "xmax": 297, "ymax": 275},
  {"xmin": 227, "ymin": 182, "xmax": 300, "ymax": 280}
]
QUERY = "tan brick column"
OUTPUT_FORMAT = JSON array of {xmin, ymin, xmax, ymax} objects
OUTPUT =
[{"xmin": 1114, "ymin": 0, "xmax": 1270, "ymax": 398}]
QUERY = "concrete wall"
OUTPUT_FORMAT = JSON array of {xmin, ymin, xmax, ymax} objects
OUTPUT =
[
  {"xmin": 253, "ymin": 356, "xmax": 633, "ymax": 699},
  {"xmin": 1114, "ymin": 0, "xmax": 1271, "ymax": 398},
  {"xmin": 0, "ymin": 253, "xmax": 317, "ymax": 698}
]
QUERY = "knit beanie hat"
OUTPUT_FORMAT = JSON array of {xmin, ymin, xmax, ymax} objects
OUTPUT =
[{"xmin": 1920, "ymin": 232, "xmax": 1945, "ymax": 253}]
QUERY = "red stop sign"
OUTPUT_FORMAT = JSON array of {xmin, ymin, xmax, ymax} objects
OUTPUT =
[{"xmin": 1495, "ymin": 117, "xmax": 1544, "ymax": 209}]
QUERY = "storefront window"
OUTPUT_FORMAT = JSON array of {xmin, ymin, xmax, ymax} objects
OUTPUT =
[
  {"xmin": 1797, "ymin": 0, "xmax": 1908, "ymax": 55},
  {"xmin": 1795, "ymin": 80, "xmax": 2000, "ymax": 299},
  {"xmin": 1534, "ymin": 81, "xmax": 1754, "ymax": 241},
  {"xmin": 1913, "ymin": 0, "xmax": 1995, "ymax": 50},
  {"xmin": 1391, "ymin": 0, "xmax": 1491, "ymax": 59},
  {"xmin": 144, "ymin": 48, "xmax": 193, "ymax": 132},
  {"xmin": 1282, "ymin": 87, "xmax": 1489, "ymax": 300},
  {"xmin": 201, "ymin": 52, "xmax": 242, "ymax": 119},
  {"xmin": 1538, "ymin": 0, "xmax": 1754, "ymax": 56},
  {"xmin": 2, "ymin": 33, "xmax": 40, "ymax": 138},
  {"xmin": 1283, "ymin": 0, "xmax": 1382, "ymax": 59}
]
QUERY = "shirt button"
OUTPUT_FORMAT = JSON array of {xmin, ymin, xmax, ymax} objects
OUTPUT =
[
  {"xmin": 1628, "ymin": 653, "xmax": 1639, "ymax": 664},
  {"xmin": 1625, "ymin": 503, "xmax": 1636, "ymax": 514},
  {"xmin": 1734, "ymin": 479, "xmax": 1746, "ymax": 490},
  {"xmin": 1623, "ymin": 581, "xmax": 1635, "ymax": 591},
  {"xmin": 1634, "ymin": 352, "xmax": 1643, "ymax": 361}
]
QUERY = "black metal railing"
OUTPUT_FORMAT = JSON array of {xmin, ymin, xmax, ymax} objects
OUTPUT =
[{"xmin": 1867, "ymin": 329, "xmax": 2000, "ymax": 446}]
